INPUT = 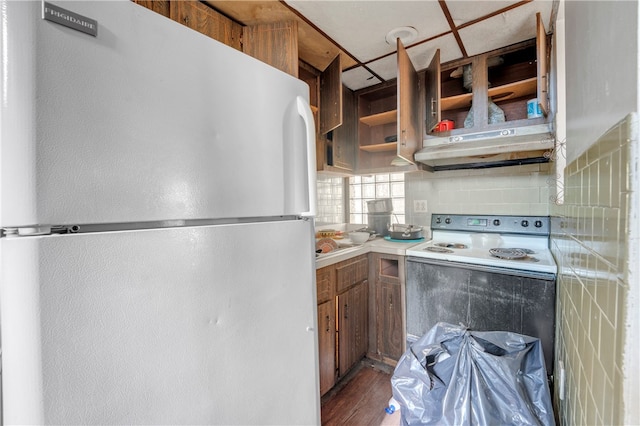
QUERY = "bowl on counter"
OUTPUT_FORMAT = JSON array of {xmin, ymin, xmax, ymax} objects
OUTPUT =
[
  {"xmin": 348, "ymin": 232, "xmax": 371, "ymax": 244},
  {"xmin": 388, "ymin": 224, "xmax": 424, "ymax": 240}
]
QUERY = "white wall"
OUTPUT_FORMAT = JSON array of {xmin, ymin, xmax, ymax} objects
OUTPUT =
[
  {"xmin": 564, "ymin": 1, "xmax": 637, "ymax": 163},
  {"xmin": 405, "ymin": 163, "xmax": 552, "ymax": 228}
]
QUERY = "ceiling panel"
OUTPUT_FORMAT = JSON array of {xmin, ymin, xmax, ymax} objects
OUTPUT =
[
  {"xmin": 446, "ymin": 1, "xmax": 522, "ymax": 26},
  {"xmin": 365, "ymin": 54, "xmax": 397, "ymax": 82},
  {"xmin": 207, "ymin": 0, "xmax": 557, "ymax": 90},
  {"xmin": 341, "ymin": 66, "xmax": 382, "ymax": 91},
  {"xmin": 458, "ymin": 1, "xmax": 554, "ymax": 56},
  {"xmin": 286, "ymin": 1, "xmax": 450, "ymax": 62},
  {"xmin": 405, "ymin": 33, "xmax": 463, "ymax": 70}
]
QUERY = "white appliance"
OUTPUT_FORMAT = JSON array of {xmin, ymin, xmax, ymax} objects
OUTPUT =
[
  {"xmin": 0, "ymin": 1, "xmax": 319, "ymax": 424},
  {"xmin": 405, "ymin": 214, "xmax": 557, "ymax": 374},
  {"xmin": 406, "ymin": 217, "xmax": 557, "ymax": 274}
]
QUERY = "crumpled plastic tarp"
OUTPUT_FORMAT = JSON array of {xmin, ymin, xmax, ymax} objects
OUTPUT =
[{"xmin": 391, "ymin": 322, "xmax": 555, "ymax": 426}]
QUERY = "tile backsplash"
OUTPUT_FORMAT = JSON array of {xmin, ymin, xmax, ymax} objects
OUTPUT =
[
  {"xmin": 550, "ymin": 114, "xmax": 636, "ymax": 425},
  {"xmin": 404, "ymin": 162, "xmax": 554, "ymax": 226}
]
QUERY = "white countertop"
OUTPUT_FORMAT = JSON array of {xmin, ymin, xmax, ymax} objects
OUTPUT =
[{"xmin": 315, "ymin": 236, "xmax": 424, "ymax": 269}]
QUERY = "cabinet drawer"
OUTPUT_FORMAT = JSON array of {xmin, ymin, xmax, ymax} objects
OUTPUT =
[
  {"xmin": 336, "ymin": 256, "xmax": 368, "ymax": 293},
  {"xmin": 316, "ymin": 266, "xmax": 335, "ymax": 304}
]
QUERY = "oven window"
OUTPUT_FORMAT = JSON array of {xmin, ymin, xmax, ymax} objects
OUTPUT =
[{"xmin": 406, "ymin": 258, "xmax": 556, "ymax": 375}]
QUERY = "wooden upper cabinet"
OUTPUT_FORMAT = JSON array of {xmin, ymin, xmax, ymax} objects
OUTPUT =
[
  {"xmin": 132, "ymin": 0, "xmax": 170, "ymax": 18},
  {"xmin": 332, "ymin": 86, "xmax": 356, "ymax": 171},
  {"xmin": 536, "ymin": 12, "xmax": 549, "ymax": 116},
  {"xmin": 396, "ymin": 39, "xmax": 421, "ymax": 164},
  {"xmin": 424, "ymin": 49, "xmax": 441, "ymax": 134},
  {"xmin": 242, "ymin": 21, "xmax": 299, "ymax": 78},
  {"xmin": 320, "ymin": 55, "xmax": 342, "ymax": 134},
  {"xmin": 169, "ymin": 1, "xmax": 242, "ymax": 51},
  {"xmin": 433, "ymin": 13, "xmax": 550, "ymax": 136}
]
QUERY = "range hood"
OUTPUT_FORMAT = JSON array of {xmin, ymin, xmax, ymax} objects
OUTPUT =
[{"xmin": 414, "ymin": 123, "xmax": 555, "ymax": 171}]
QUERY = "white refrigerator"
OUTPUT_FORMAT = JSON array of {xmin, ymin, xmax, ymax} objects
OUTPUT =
[{"xmin": 0, "ymin": 1, "xmax": 320, "ymax": 424}]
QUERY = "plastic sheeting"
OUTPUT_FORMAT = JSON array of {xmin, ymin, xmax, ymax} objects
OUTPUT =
[{"xmin": 392, "ymin": 322, "xmax": 555, "ymax": 425}]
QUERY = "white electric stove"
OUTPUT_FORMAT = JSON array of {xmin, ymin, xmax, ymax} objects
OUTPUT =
[
  {"xmin": 406, "ymin": 214, "xmax": 557, "ymax": 274},
  {"xmin": 405, "ymin": 214, "xmax": 558, "ymax": 374}
]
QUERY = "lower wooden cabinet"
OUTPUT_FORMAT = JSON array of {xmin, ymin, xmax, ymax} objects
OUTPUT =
[
  {"xmin": 376, "ymin": 280, "xmax": 403, "ymax": 360},
  {"xmin": 317, "ymin": 298, "xmax": 336, "ymax": 395},
  {"xmin": 337, "ymin": 279, "xmax": 368, "ymax": 376},
  {"xmin": 370, "ymin": 253, "xmax": 405, "ymax": 363},
  {"xmin": 316, "ymin": 266, "xmax": 336, "ymax": 395},
  {"xmin": 315, "ymin": 255, "xmax": 368, "ymax": 395},
  {"xmin": 316, "ymin": 252, "xmax": 408, "ymax": 392}
]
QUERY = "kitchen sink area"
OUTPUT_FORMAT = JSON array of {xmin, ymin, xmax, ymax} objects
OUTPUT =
[
  {"xmin": 314, "ymin": 225, "xmax": 428, "ymax": 269},
  {"xmin": 316, "ymin": 243, "xmax": 363, "ymax": 259}
]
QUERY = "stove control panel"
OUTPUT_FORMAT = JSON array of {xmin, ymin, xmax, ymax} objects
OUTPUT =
[{"xmin": 431, "ymin": 214, "xmax": 550, "ymax": 236}]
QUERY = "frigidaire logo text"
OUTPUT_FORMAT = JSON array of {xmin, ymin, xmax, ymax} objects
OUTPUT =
[
  {"xmin": 45, "ymin": 6, "xmax": 94, "ymax": 31},
  {"xmin": 43, "ymin": 2, "xmax": 98, "ymax": 37}
]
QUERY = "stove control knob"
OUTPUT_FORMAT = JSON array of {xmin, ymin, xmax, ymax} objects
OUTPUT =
[
  {"xmin": 445, "ymin": 218, "xmax": 451, "ymax": 224},
  {"xmin": 435, "ymin": 217, "xmax": 441, "ymax": 224},
  {"xmin": 521, "ymin": 220, "xmax": 529, "ymax": 227},
  {"xmin": 493, "ymin": 219, "xmax": 501, "ymax": 226},
  {"xmin": 535, "ymin": 220, "xmax": 543, "ymax": 228}
]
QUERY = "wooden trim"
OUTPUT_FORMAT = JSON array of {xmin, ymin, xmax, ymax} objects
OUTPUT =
[{"xmin": 438, "ymin": 0, "xmax": 468, "ymax": 58}]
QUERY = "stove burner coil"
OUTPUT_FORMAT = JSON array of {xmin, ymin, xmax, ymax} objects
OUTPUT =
[
  {"xmin": 425, "ymin": 246, "xmax": 454, "ymax": 254},
  {"xmin": 489, "ymin": 248, "xmax": 529, "ymax": 260},
  {"xmin": 434, "ymin": 242, "xmax": 468, "ymax": 249},
  {"xmin": 511, "ymin": 248, "xmax": 536, "ymax": 254}
]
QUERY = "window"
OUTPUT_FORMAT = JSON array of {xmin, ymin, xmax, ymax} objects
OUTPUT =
[{"xmin": 348, "ymin": 173, "xmax": 405, "ymax": 225}]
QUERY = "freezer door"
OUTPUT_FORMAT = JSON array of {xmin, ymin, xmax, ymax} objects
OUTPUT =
[
  {"xmin": 0, "ymin": 220, "xmax": 320, "ymax": 424},
  {"xmin": 0, "ymin": 1, "xmax": 316, "ymax": 227}
]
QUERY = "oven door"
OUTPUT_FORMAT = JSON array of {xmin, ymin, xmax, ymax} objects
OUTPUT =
[{"xmin": 406, "ymin": 256, "xmax": 556, "ymax": 375}]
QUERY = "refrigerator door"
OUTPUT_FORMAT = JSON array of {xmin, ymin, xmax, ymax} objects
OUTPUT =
[
  {"xmin": 0, "ymin": 220, "xmax": 320, "ymax": 424},
  {"xmin": 0, "ymin": 1, "xmax": 316, "ymax": 227}
]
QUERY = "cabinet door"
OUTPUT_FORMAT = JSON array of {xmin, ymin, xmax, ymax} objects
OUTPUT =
[
  {"xmin": 320, "ymin": 55, "xmax": 342, "ymax": 134},
  {"xmin": 316, "ymin": 266, "xmax": 334, "ymax": 305},
  {"xmin": 317, "ymin": 299, "xmax": 336, "ymax": 396},
  {"xmin": 242, "ymin": 21, "xmax": 299, "ymax": 77},
  {"xmin": 536, "ymin": 12, "xmax": 549, "ymax": 116},
  {"xmin": 332, "ymin": 87, "xmax": 356, "ymax": 171},
  {"xmin": 353, "ymin": 280, "xmax": 369, "ymax": 361},
  {"xmin": 377, "ymin": 281, "xmax": 403, "ymax": 360},
  {"xmin": 396, "ymin": 39, "xmax": 421, "ymax": 164},
  {"xmin": 169, "ymin": 1, "xmax": 242, "ymax": 50},
  {"xmin": 337, "ymin": 280, "xmax": 368, "ymax": 377},
  {"xmin": 424, "ymin": 49, "xmax": 441, "ymax": 133}
]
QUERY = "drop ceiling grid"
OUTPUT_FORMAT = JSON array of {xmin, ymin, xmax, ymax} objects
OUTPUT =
[
  {"xmin": 361, "ymin": 33, "xmax": 462, "ymax": 85},
  {"xmin": 458, "ymin": 1, "xmax": 554, "ymax": 56},
  {"xmin": 286, "ymin": 1, "xmax": 450, "ymax": 63}
]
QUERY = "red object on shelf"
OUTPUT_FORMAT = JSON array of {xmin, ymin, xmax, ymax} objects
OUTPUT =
[{"xmin": 434, "ymin": 119, "xmax": 455, "ymax": 132}]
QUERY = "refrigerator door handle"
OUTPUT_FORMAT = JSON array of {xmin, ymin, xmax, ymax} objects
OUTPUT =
[{"xmin": 296, "ymin": 96, "xmax": 317, "ymax": 218}]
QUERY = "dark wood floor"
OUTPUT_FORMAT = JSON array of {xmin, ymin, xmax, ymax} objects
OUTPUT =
[{"xmin": 320, "ymin": 360, "xmax": 395, "ymax": 426}]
